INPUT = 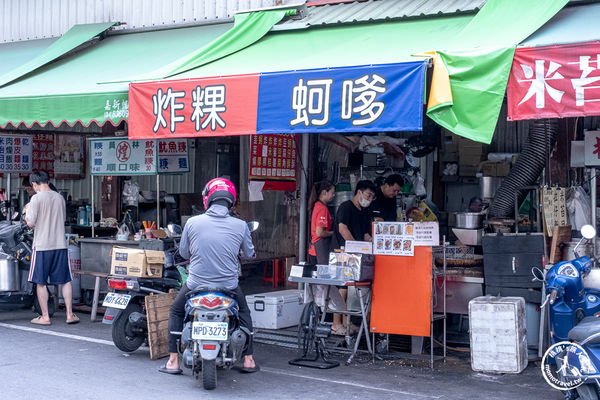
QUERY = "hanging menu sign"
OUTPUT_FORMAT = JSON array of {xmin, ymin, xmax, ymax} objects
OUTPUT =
[
  {"xmin": 373, "ymin": 222, "xmax": 415, "ymax": 256},
  {"xmin": 158, "ymin": 139, "xmax": 189, "ymax": 174},
  {"xmin": 0, "ymin": 135, "xmax": 33, "ymax": 173},
  {"xmin": 32, "ymin": 134, "xmax": 54, "ymax": 177},
  {"xmin": 90, "ymin": 138, "xmax": 157, "ymax": 175},
  {"xmin": 542, "ymin": 187, "xmax": 567, "ymax": 237},
  {"xmin": 249, "ymin": 134, "xmax": 296, "ymax": 191},
  {"xmin": 54, "ymin": 135, "xmax": 85, "ymax": 179}
]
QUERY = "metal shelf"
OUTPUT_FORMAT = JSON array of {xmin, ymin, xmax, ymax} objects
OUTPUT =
[{"xmin": 430, "ymin": 238, "xmax": 448, "ymax": 369}]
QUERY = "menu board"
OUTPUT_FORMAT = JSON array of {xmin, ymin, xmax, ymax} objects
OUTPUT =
[
  {"xmin": 32, "ymin": 134, "xmax": 54, "ymax": 176},
  {"xmin": 0, "ymin": 135, "xmax": 33, "ymax": 173},
  {"xmin": 542, "ymin": 187, "xmax": 567, "ymax": 237},
  {"xmin": 249, "ymin": 134, "xmax": 296, "ymax": 191},
  {"xmin": 158, "ymin": 139, "xmax": 189, "ymax": 174},
  {"xmin": 90, "ymin": 139, "xmax": 157, "ymax": 175},
  {"xmin": 373, "ymin": 222, "xmax": 415, "ymax": 256}
]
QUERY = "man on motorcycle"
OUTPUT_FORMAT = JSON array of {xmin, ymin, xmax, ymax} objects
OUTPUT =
[{"xmin": 160, "ymin": 178, "xmax": 258, "ymax": 374}]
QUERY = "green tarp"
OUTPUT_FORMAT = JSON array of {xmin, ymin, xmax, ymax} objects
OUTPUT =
[
  {"xmin": 0, "ymin": 22, "xmax": 116, "ymax": 88},
  {"xmin": 427, "ymin": 0, "xmax": 569, "ymax": 144}
]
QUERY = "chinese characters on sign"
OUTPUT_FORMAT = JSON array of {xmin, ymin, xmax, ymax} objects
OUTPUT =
[
  {"xmin": 158, "ymin": 139, "xmax": 189, "ymax": 174},
  {"xmin": 0, "ymin": 135, "xmax": 33, "ymax": 173},
  {"xmin": 104, "ymin": 98, "xmax": 129, "ymax": 121},
  {"xmin": 249, "ymin": 134, "xmax": 296, "ymax": 182},
  {"xmin": 128, "ymin": 62, "xmax": 426, "ymax": 139},
  {"xmin": 584, "ymin": 130, "xmax": 600, "ymax": 166},
  {"xmin": 508, "ymin": 43, "xmax": 600, "ymax": 120},
  {"xmin": 541, "ymin": 187, "xmax": 567, "ymax": 237},
  {"xmin": 90, "ymin": 139, "xmax": 157, "ymax": 175},
  {"xmin": 257, "ymin": 62, "xmax": 425, "ymax": 134},
  {"xmin": 32, "ymin": 134, "xmax": 54, "ymax": 177},
  {"xmin": 129, "ymin": 75, "xmax": 259, "ymax": 139},
  {"xmin": 413, "ymin": 222, "xmax": 440, "ymax": 247}
]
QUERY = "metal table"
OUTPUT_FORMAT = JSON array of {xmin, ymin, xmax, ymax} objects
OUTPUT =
[{"xmin": 289, "ymin": 276, "xmax": 372, "ymax": 364}]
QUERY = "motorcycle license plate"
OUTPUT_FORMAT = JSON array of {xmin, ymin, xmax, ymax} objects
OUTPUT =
[
  {"xmin": 102, "ymin": 293, "xmax": 131, "ymax": 309},
  {"xmin": 191, "ymin": 321, "xmax": 228, "ymax": 340}
]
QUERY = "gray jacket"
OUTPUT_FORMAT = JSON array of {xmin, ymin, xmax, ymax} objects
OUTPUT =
[{"xmin": 180, "ymin": 204, "xmax": 255, "ymax": 290}]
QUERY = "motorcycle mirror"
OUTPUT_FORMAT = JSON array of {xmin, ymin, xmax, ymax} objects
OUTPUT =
[
  {"xmin": 581, "ymin": 224, "xmax": 597, "ymax": 240},
  {"xmin": 247, "ymin": 221, "xmax": 259, "ymax": 233},
  {"xmin": 167, "ymin": 223, "xmax": 182, "ymax": 237},
  {"xmin": 531, "ymin": 267, "xmax": 546, "ymax": 283}
]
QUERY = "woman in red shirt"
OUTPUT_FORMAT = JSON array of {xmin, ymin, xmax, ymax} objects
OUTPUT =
[{"xmin": 308, "ymin": 181, "xmax": 335, "ymax": 265}]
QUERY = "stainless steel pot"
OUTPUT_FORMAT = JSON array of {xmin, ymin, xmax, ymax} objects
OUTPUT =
[
  {"xmin": 455, "ymin": 212, "xmax": 484, "ymax": 229},
  {"xmin": 0, "ymin": 255, "xmax": 19, "ymax": 291}
]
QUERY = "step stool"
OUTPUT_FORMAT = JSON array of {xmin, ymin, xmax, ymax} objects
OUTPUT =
[{"xmin": 263, "ymin": 259, "xmax": 285, "ymax": 288}]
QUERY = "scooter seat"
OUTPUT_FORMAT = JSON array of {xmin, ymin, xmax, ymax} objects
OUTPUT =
[{"xmin": 568, "ymin": 317, "xmax": 600, "ymax": 343}]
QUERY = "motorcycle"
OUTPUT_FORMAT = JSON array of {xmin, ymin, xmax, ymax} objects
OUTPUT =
[
  {"xmin": 0, "ymin": 219, "xmax": 55, "ymax": 316},
  {"xmin": 175, "ymin": 221, "xmax": 259, "ymax": 390},
  {"xmin": 533, "ymin": 224, "xmax": 600, "ymax": 399},
  {"xmin": 102, "ymin": 229, "xmax": 184, "ymax": 352}
]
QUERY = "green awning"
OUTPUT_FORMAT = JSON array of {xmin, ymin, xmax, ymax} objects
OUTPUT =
[
  {"xmin": 426, "ymin": 0, "xmax": 569, "ymax": 144},
  {"xmin": 0, "ymin": 14, "xmax": 473, "ymax": 128},
  {"xmin": 0, "ymin": 22, "xmax": 116, "ymax": 88},
  {"xmin": 124, "ymin": 9, "xmax": 294, "ymax": 81},
  {"xmin": 0, "ymin": 22, "xmax": 232, "ymax": 128}
]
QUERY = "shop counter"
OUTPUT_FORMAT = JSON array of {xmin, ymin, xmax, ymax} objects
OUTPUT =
[{"xmin": 77, "ymin": 237, "xmax": 171, "ymax": 294}]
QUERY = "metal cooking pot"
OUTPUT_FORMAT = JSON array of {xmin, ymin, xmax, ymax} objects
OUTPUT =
[
  {"xmin": 455, "ymin": 212, "xmax": 484, "ymax": 229},
  {"xmin": 0, "ymin": 255, "xmax": 19, "ymax": 291}
]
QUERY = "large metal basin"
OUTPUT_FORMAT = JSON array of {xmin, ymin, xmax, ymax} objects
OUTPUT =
[
  {"xmin": 455, "ymin": 212, "xmax": 484, "ymax": 229},
  {"xmin": 0, "ymin": 256, "xmax": 19, "ymax": 291}
]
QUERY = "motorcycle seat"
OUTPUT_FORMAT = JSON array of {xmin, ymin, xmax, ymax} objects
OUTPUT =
[
  {"xmin": 568, "ymin": 317, "xmax": 600, "ymax": 344},
  {"xmin": 186, "ymin": 287, "xmax": 236, "ymax": 299},
  {"xmin": 137, "ymin": 277, "xmax": 180, "ymax": 290}
]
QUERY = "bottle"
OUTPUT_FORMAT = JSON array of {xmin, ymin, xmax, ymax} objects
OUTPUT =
[
  {"xmin": 85, "ymin": 205, "xmax": 91, "ymax": 226},
  {"xmin": 77, "ymin": 207, "xmax": 85, "ymax": 226}
]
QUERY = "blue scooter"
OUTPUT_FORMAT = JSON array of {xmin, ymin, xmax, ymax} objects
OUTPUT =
[{"xmin": 533, "ymin": 225, "xmax": 600, "ymax": 399}]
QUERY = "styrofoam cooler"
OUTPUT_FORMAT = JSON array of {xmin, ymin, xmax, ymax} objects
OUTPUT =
[
  {"xmin": 246, "ymin": 290, "xmax": 304, "ymax": 329},
  {"xmin": 469, "ymin": 296, "xmax": 527, "ymax": 373},
  {"xmin": 66, "ymin": 234, "xmax": 81, "ymax": 301}
]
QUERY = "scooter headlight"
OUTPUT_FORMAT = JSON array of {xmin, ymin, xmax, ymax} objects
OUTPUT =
[{"xmin": 558, "ymin": 263, "xmax": 579, "ymax": 278}]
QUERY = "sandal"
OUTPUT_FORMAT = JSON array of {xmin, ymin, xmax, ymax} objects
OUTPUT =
[
  {"xmin": 31, "ymin": 316, "xmax": 51, "ymax": 326},
  {"xmin": 66, "ymin": 315, "xmax": 80, "ymax": 324}
]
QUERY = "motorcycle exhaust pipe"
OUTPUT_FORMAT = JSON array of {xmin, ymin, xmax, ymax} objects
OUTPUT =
[{"xmin": 230, "ymin": 329, "xmax": 247, "ymax": 361}]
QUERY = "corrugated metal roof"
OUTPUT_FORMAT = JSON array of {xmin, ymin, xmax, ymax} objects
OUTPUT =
[{"xmin": 274, "ymin": 0, "xmax": 487, "ymax": 30}]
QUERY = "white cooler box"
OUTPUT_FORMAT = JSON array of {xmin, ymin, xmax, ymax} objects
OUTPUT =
[
  {"xmin": 469, "ymin": 296, "xmax": 528, "ymax": 374},
  {"xmin": 246, "ymin": 290, "xmax": 304, "ymax": 330}
]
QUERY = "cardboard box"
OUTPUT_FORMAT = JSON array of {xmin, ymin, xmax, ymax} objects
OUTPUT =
[
  {"xmin": 459, "ymin": 164, "xmax": 480, "ymax": 176},
  {"xmin": 439, "ymin": 152, "xmax": 459, "ymax": 162},
  {"xmin": 110, "ymin": 247, "xmax": 165, "ymax": 277},
  {"xmin": 482, "ymin": 162, "xmax": 511, "ymax": 177},
  {"xmin": 442, "ymin": 132, "xmax": 459, "ymax": 153}
]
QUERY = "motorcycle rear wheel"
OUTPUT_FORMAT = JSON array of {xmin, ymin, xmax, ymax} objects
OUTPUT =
[
  {"xmin": 112, "ymin": 303, "xmax": 145, "ymax": 352},
  {"xmin": 200, "ymin": 359, "xmax": 217, "ymax": 390},
  {"xmin": 577, "ymin": 383, "xmax": 600, "ymax": 400}
]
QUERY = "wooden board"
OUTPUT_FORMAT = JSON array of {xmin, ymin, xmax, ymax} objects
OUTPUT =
[
  {"xmin": 549, "ymin": 225, "xmax": 572, "ymax": 264},
  {"xmin": 145, "ymin": 291, "xmax": 178, "ymax": 360}
]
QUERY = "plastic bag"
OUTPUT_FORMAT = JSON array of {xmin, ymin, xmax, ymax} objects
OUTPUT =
[
  {"xmin": 122, "ymin": 180, "xmax": 139, "ymax": 207},
  {"xmin": 567, "ymin": 187, "xmax": 592, "ymax": 230},
  {"xmin": 413, "ymin": 172, "xmax": 426, "ymax": 196},
  {"xmin": 116, "ymin": 224, "xmax": 130, "ymax": 241}
]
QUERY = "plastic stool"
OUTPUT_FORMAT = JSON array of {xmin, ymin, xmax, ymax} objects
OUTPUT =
[{"xmin": 263, "ymin": 259, "xmax": 285, "ymax": 288}]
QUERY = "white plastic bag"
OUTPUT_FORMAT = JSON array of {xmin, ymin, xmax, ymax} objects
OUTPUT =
[
  {"xmin": 413, "ymin": 172, "xmax": 426, "ymax": 197},
  {"xmin": 567, "ymin": 187, "xmax": 592, "ymax": 230}
]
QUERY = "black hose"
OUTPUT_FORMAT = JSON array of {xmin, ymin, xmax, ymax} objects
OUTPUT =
[{"xmin": 489, "ymin": 119, "xmax": 559, "ymax": 218}]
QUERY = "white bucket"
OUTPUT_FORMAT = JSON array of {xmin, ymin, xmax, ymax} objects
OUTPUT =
[{"xmin": 66, "ymin": 234, "xmax": 81, "ymax": 301}]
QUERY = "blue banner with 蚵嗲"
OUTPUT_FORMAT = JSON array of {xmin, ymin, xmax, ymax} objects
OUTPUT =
[{"xmin": 256, "ymin": 61, "xmax": 426, "ymax": 134}]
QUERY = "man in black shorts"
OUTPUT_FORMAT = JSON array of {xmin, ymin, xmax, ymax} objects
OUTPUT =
[{"xmin": 25, "ymin": 171, "xmax": 79, "ymax": 325}]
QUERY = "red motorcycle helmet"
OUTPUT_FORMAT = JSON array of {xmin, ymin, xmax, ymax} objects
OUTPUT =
[{"xmin": 202, "ymin": 178, "xmax": 237, "ymax": 209}]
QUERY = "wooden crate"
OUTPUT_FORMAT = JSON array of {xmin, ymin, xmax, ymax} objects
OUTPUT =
[{"xmin": 145, "ymin": 291, "xmax": 178, "ymax": 360}]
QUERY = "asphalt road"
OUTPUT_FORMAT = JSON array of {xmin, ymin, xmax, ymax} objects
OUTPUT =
[{"xmin": 0, "ymin": 308, "xmax": 562, "ymax": 400}]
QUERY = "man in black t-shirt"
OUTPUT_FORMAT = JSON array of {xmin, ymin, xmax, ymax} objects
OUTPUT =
[
  {"xmin": 331, "ymin": 180, "xmax": 377, "ymax": 250},
  {"xmin": 371, "ymin": 174, "xmax": 404, "ymax": 222}
]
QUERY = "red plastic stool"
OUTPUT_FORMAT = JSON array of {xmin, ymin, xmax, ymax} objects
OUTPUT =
[{"xmin": 263, "ymin": 259, "xmax": 285, "ymax": 288}]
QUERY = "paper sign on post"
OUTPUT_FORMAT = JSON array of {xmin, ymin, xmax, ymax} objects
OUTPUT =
[{"xmin": 414, "ymin": 222, "xmax": 440, "ymax": 246}]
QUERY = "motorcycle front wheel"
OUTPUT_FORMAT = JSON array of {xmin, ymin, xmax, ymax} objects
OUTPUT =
[
  {"xmin": 577, "ymin": 383, "xmax": 600, "ymax": 400},
  {"xmin": 112, "ymin": 303, "xmax": 145, "ymax": 352},
  {"xmin": 200, "ymin": 359, "xmax": 217, "ymax": 390}
]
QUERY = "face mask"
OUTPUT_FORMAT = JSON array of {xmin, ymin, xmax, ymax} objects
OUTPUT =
[{"xmin": 359, "ymin": 195, "xmax": 371, "ymax": 208}]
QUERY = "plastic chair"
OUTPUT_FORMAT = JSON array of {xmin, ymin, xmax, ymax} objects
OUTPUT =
[{"xmin": 263, "ymin": 259, "xmax": 285, "ymax": 288}]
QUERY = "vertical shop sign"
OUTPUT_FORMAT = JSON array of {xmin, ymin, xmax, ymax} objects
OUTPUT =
[
  {"xmin": 0, "ymin": 135, "xmax": 33, "ymax": 173},
  {"xmin": 158, "ymin": 139, "xmax": 190, "ymax": 174},
  {"xmin": 32, "ymin": 134, "xmax": 54, "ymax": 177},
  {"xmin": 584, "ymin": 130, "xmax": 600, "ymax": 166},
  {"xmin": 542, "ymin": 187, "xmax": 567, "ymax": 237},
  {"xmin": 54, "ymin": 135, "xmax": 85, "ymax": 179},
  {"xmin": 249, "ymin": 134, "xmax": 296, "ymax": 191},
  {"xmin": 90, "ymin": 139, "xmax": 157, "ymax": 175}
]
